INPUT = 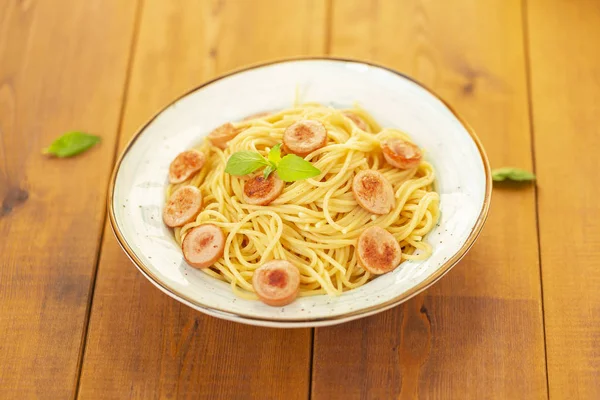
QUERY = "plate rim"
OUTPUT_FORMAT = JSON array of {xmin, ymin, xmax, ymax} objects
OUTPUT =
[{"xmin": 107, "ymin": 56, "xmax": 493, "ymax": 325}]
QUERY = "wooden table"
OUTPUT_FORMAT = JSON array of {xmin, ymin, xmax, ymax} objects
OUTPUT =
[{"xmin": 1, "ymin": 1, "xmax": 598, "ymax": 398}]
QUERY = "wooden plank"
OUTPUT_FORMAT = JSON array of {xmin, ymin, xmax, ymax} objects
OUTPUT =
[
  {"xmin": 0, "ymin": 1, "xmax": 138, "ymax": 398},
  {"xmin": 312, "ymin": 1, "xmax": 548, "ymax": 398},
  {"xmin": 527, "ymin": 1, "xmax": 600, "ymax": 397},
  {"xmin": 77, "ymin": 1, "xmax": 326, "ymax": 398}
]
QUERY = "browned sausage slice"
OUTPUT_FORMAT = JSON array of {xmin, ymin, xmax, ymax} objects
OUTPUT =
[
  {"xmin": 208, "ymin": 122, "xmax": 241, "ymax": 149},
  {"xmin": 252, "ymin": 260, "xmax": 300, "ymax": 306},
  {"xmin": 243, "ymin": 111, "xmax": 271, "ymax": 121},
  {"xmin": 352, "ymin": 170, "xmax": 395, "ymax": 214},
  {"xmin": 343, "ymin": 112, "xmax": 370, "ymax": 132},
  {"xmin": 382, "ymin": 139, "xmax": 423, "ymax": 169},
  {"xmin": 182, "ymin": 224, "xmax": 226, "ymax": 269},
  {"xmin": 163, "ymin": 185, "xmax": 203, "ymax": 227},
  {"xmin": 242, "ymin": 174, "xmax": 284, "ymax": 206},
  {"xmin": 282, "ymin": 120, "xmax": 327, "ymax": 157},
  {"xmin": 356, "ymin": 226, "xmax": 402, "ymax": 275},
  {"xmin": 168, "ymin": 149, "xmax": 206, "ymax": 184}
]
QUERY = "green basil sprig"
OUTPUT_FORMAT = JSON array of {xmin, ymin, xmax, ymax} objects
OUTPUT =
[
  {"xmin": 223, "ymin": 151, "xmax": 270, "ymax": 175},
  {"xmin": 492, "ymin": 167, "xmax": 535, "ymax": 182},
  {"xmin": 43, "ymin": 132, "xmax": 101, "ymax": 157},
  {"xmin": 225, "ymin": 143, "xmax": 320, "ymax": 182}
]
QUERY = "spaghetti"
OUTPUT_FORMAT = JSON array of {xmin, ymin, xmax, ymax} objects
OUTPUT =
[{"xmin": 166, "ymin": 104, "xmax": 440, "ymax": 301}]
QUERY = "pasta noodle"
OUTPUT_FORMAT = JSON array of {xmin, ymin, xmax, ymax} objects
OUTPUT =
[{"xmin": 166, "ymin": 104, "xmax": 440, "ymax": 300}]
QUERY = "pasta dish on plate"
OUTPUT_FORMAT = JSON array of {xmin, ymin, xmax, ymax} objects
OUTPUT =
[{"xmin": 162, "ymin": 104, "xmax": 440, "ymax": 306}]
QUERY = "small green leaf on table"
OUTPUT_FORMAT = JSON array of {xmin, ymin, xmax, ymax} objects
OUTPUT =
[
  {"xmin": 492, "ymin": 167, "xmax": 536, "ymax": 182},
  {"xmin": 43, "ymin": 132, "xmax": 101, "ymax": 158}
]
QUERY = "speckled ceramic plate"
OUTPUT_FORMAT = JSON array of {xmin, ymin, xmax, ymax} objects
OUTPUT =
[{"xmin": 108, "ymin": 58, "xmax": 491, "ymax": 328}]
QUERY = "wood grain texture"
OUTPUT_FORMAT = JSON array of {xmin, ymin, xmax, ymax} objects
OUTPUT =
[
  {"xmin": 0, "ymin": 1, "xmax": 138, "ymax": 398},
  {"xmin": 312, "ymin": 0, "xmax": 548, "ymax": 398},
  {"xmin": 77, "ymin": 1, "xmax": 326, "ymax": 398},
  {"xmin": 527, "ymin": 1, "xmax": 600, "ymax": 398}
]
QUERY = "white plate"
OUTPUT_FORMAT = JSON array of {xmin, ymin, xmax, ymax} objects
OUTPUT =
[{"xmin": 109, "ymin": 58, "xmax": 491, "ymax": 328}]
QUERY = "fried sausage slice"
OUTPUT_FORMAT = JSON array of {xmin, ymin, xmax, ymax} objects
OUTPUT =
[
  {"xmin": 182, "ymin": 224, "xmax": 225, "ymax": 269},
  {"xmin": 352, "ymin": 170, "xmax": 395, "ymax": 214},
  {"xmin": 163, "ymin": 185, "xmax": 203, "ymax": 227},
  {"xmin": 252, "ymin": 260, "xmax": 300, "ymax": 306},
  {"xmin": 208, "ymin": 122, "xmax": 241, "ymax": 149},
  {"xmin": 356, "ymin": 226, "xmax": 402, "ymax": 275},
  {"xmin": 382, "ymin": 139, "xmax": 422, "ymax": 169},
  {"xmin": 168, "ymin": 149, "xmax": 205, "ymax": 184},
  {"xmin": 242, "ymin": 174, "xmax": 284, "ymax": 206},
  {"xmin": 282, "ymin": 120, "xmax": 327, "ymax": 157}
]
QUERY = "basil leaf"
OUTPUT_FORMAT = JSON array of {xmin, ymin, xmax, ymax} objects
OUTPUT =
[
  {"xmin": 268, "ymin": 143, "xmax": 282, "ymax": 165},
  {"xmin": 43, "ymin": 132, "xmax": 101, "ymax": 158},
  {"xmin": 225, "ymin": 151, "xmax": 270, "ymax": 176},
  {"xmin": 492, "ymin": 167, "xmax": 536, "ymax": 182},
  {"xmin": 276, "ymin": 154, "xmax": 321, "ymax": 182},
  {"xmin": 263, "ymin": 165, "xmax": 275, "ymax": 179}
]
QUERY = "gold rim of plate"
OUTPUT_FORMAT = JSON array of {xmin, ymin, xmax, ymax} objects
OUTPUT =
[{"xmin": 107, "ymin": 56, "xmax": 493, "ymax": 324}]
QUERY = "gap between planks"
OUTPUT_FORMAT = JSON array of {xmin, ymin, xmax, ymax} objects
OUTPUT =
[
  {"xmin": 521, "ymin": 0, "xmax": 550, "ymax": 398},
  {"xmin": 309, "ymin": 1, "xmax": 335, "ymax": 399},
  {"xmin": 73, "ymin": 0, "xmax": 145, "ymax": 398}
]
